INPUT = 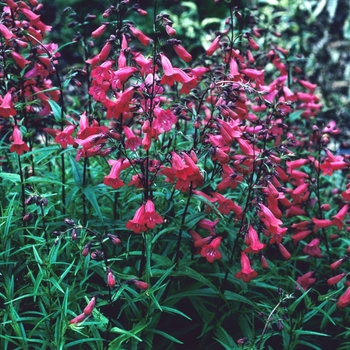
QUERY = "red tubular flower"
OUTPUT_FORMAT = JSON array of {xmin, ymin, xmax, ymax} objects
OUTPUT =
[
  {"xmin": 320, "ymin": 149, "xmax": 348, "ymax": 175},
  {"xmin": 91, "ymin": 24, "xmax": 108, "ymax": 38},
  {"xmin": 337, "ymin": 287, "xmax": 350, "ymax": 308},
  {"xmin": 173, "ymin": 44, "xmax": 192, "ymax": 62},
  {"xmin": 123, "ymin": 126, "xmax": 142, "ymax": 151},
  {"xmin": 278, "ymin": 243, "xmax": 291, "ymax": 260},
  {"xmin": 129, "ymin": 26, "xmax": 152, "ymax": 46},
  {"xmin": 0, "ymin": 91, "xmax": 16, "ymax": 118},
  {"xmin": 235, "ymin": 252, "xmax": 258, "ymax": 282},
  {"xmin": 332, "ymin": 204, "xmax": 349, "ymax": 230},
  {"xmin": 296, "ymin": 271, "xmax": 316, "ymax": 291},
  {"xmin": 103, "ymin": 159, "xmax": 125, "ymax": 189},
  {"xmin": 54, "ymin": 125, "xmax": 75, "ymax": 149},
  {"xmin": 165, "ymin": 25, "xmax": 176, "ymax": 37},
  {"xmin": 244, "ymin": 225, "xmax": 266, "ymax": 254},
  {"xmin": 141, "ymin": 200, "xmax": 163, "ymax": 229},
  {"xmin": 10, "ymin": 126, "xmax": 29, "ymax": 155},
  {"xmin": 198, "ymin": 219, "xmax": 219, "ymax": 235},
  {"xmin": 10, "ymin": 52, "xmax": 31, "ymax": 70},
  {"xmin": 303, "ymin": 238, "xmax": 323, "ymax": 258},
  {"xmin": 126, "ymin": 204, "xmax": 148, "ymax": 233},
  {"xmin": 0, "ymin": 23, "xmax": 17, "ymax": 40},
  {"xmin": 291, "ymin": 230, "xmax": 312, "ymax": 244},
  {"xmin": 247, "ymin": 36, "xmax": 260, "ymax": 51},
  {"xmin": 259, "ymin": 204, "xmax": 283, "ymax": 234},
  {"xmin": 200, "ymin": 236, "xmax": 223, "ymax": 263},
  {"xmin": 330, "ymin": 257, "xmax": 347, "ymax": 270},
  {"xmin": 327, "ymin": 273, "xmax": 346, "ymax": 286},
  {"xmin": 206, "ymin": 35, "xmax": 221, "ymax": 56},
  {"xmin": 83, "ymin": 296, "xmax": 96, "ymax": 316}
]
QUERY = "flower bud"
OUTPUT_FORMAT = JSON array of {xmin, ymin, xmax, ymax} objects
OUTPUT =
[
  {"xmin": 327, "ymin": 273, "xmax": 346, "ymax": 286},
  {"xmin": 69, "ymin": 313, "xmax": 86, "ymax": 324},
  {"xmin": 133, "ymin": 280, "xmax": 149, "ymax": 290},
  {"xmin": 107, "ymin": 233, "xmax": 121, "ymax": 245},
  {"xmin": 23, "ymin": 213, "xmax": 32, "ymax": 222},
  {"xmin": 64, "ymin": 218, "xmax": 75, "ymax": 226},
  {"xmin": 107, "ymin": 270, "xmax": 116, "ymax": 288},
  {"xmin": 71, "ymin": 228, "xmax": 78, "ymax": 240},
  {"xmin": 82, "ymin": 242, "xmax": 92, "ymax": 257},
  {"xmin": 83, "ymin": 296, "xmax": 96, "ymax": 316}
]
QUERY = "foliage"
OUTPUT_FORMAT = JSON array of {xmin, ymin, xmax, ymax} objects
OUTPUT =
[{"xmin": 1, "ymin": 0, "xmax": 350, "ymax": 349}]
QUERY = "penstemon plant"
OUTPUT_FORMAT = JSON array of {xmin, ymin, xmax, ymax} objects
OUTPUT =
[{"xmin": 1, "ymin": 0, "xmax": 350, "ymax": 349}]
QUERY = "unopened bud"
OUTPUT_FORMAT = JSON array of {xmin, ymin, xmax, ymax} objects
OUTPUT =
[
  {"xmin": 107, "ymin": 269, "xmax": 116, "ymax": 288},
  {"xmin": 82, "ymin": 242, "xmax": 92, "ymax": 256},
  {"xmin": 23, "ymin": 213, "xmax": 32, "ymax": 222},
  {"xmin": 107, "ymin": 233, "xmax": 121, "ymax": 245},
  {"xmin": 83, "ymin": 296, "xmax": 96, "ymax": 316},
  {"xmin": 64, "ymin": 218, "xmax": 75, "ymax": 226},
  {"xmin": 71, "ymin": 228, "xmax": 78, "ymax": 240},
  {"xmin": 69, "ymin": 313, "xmax": 86, "ymax": 324},
  {"xmin": 133, "ymin": 280, "xmax": 149, "ymax": 290}
]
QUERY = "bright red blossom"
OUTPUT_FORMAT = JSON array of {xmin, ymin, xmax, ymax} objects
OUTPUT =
[
  {"xmin": 296, "ymin": 271, "xmax": 316, "ymax": 291},
  {"xmin": 10, "ymin": 126, "xmax": 29, "ymax": 155},
  {"xmin": 200, "ymin": 236, "xmax": 223, "ymax": 263},
  {"xmin": 235, "ymin": 252, "xmax": 258, "ymax": 282}
]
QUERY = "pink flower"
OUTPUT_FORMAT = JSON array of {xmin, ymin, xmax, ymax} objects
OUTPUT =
[
  {"xmin": 153, "ymin": 107, "xmax": 177, "ymax": 132},
  {"xmin": 129, "ymin": 26, "xmax": 152, "ymax": 46},
  {"xmin": 165, "ymin": 25, "xmax": 176, "ymax": 37},
  {"xmin": 0, "ymin": 91, "xmax": 16, "ymax": 118},
  {"xmin": 200, "ymin": 236, "xmax": 223, "ymax": 263},
  {"xmin": 206, "ymin": 35, "xmax": 221, "ymax": 56},
  {"xmin": 337, "ymin": 287, "xmax": 350, "ymax": 308},
  {"xmin": 296, "ymin": 271, "xmax": 316, "ymax": 291},
  {"xmin": 303, "ymin": 238, "xmax": 323, "ymax": 258},
  {"xmin": 10, "ymin": 126, "xmax": 29, "ymax": 155},
  {"xmin": 141, "ymin": 200, "xmax": 163, "ymax": 229},
  {"xmin": 278, "ymin": 243, "xmax": 291, "ymax": 260},
  {"xmin": 173, "ymin": 44, "xmax": 192, "ymax": 62},
  {"xmin": 327, "ymin": 273, "xmax": 346, "ymax": 286},
  {"xmin": 91, "ymin": 24, "xmax": 108, "ymax": 38},
  {"xmin": 244, "ymin": 225, "xmax": 266, "ymax": 254},
  {"xmin": 332, "ymin": 204, "xmax": 348, "ymax": 230},
  {"xmin": 235, "ymin": 252, "xmax": 258, "ymax": 282},
  {"xmin": 123, "ymin": 126, "xmax": 142, "ymax": 151},
  {"xmin": 126, "ymin": 205, "xmax": 148, "ymax": 233},
  {"xmin": 103, "ymin": 159, "xmax": 125, "ymax": 189},
  {"xmin": 54, "ymin": 125, "xmax": 75, "ymax": 149},
  {"xmin": 10, "ymin": 52, "xmax": 31, "ymax": 70}
]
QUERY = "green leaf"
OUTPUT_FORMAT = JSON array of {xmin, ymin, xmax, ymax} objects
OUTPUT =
[
  {"xmin": 148, "ymin": 329, "xmax": 183, "ymax": 344},
  {"xmin": 110, "ymin": 326, "xmax": 143, "ymax": 342},
  {"xmin": 173, "ymin": 266, "xmax": 218, "ymax": 292},
  {"xmin": 161, "ymin": 306, "xmax": 192, "ymax": 320},
  {"xmin": 47, "ymin": 100, "xmax": 62, "ymax": 122},
  {"xmin": 224, "ymin": 291, "xmax": 255, "ymax": 307},
  {"xmin": 293, "ymin": 330, "xmax": 330, "ymax": 337},
  {"xmin": 213, "ymin": 326, "xmax": 239, "ymax": 349},
  {"xmin": 0, "ymin": 172, "xmax": 20, "ymax": 183},
  {"xmin": 69, "ymin": 156, "xmax": 83, "ymax": 187},
  {"xmin": 82, "ymin": 186, "xmax": 103, "ymax": 221}
]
